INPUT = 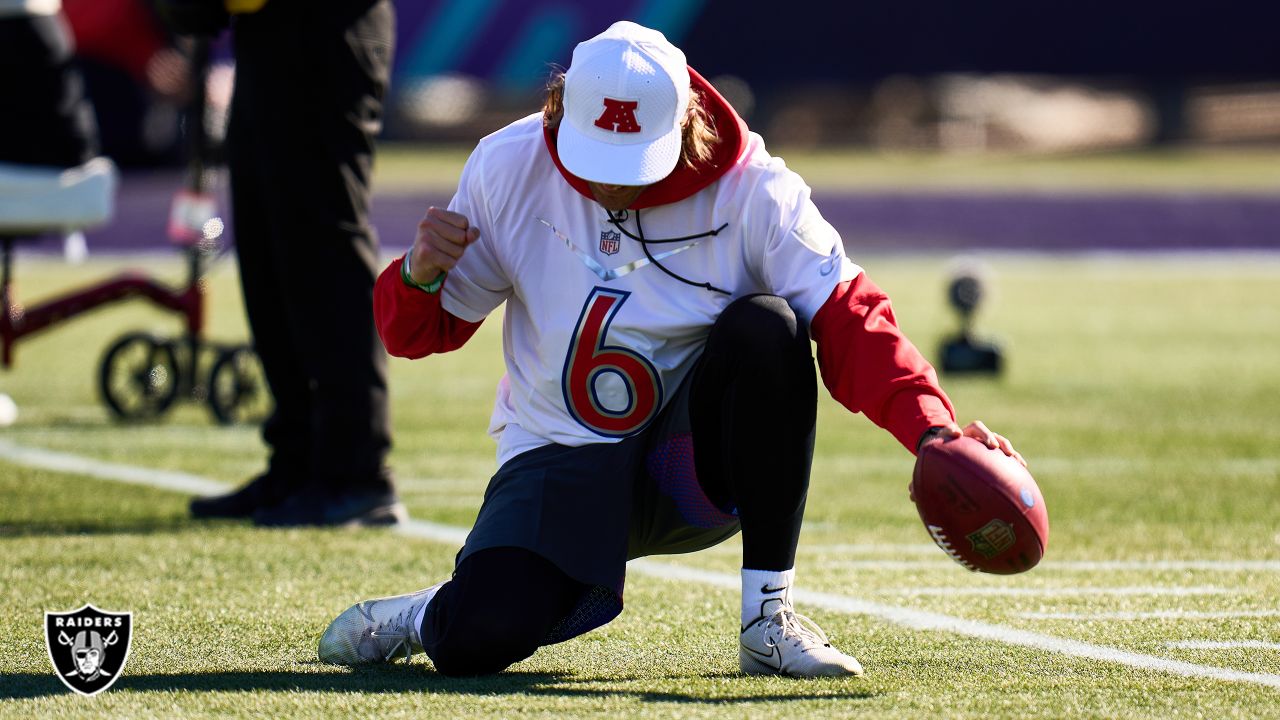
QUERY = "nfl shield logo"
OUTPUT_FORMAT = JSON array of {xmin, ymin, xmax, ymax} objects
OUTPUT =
[
  {"xmin": 966, "ymin": 518, "xmax": 1016, "ymax": 559},
  {"xmin": 599, "ymin": 230, "xmax": 621, "ymax": 256},
  {"xmin": 45, "ymin": 604, "xmax": 133, "ymax": 696}
]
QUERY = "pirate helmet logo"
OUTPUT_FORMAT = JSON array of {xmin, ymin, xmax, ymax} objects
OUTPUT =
[{"xmin": 45, "ymin": 604, "xmax": 133, "ymax": 696}]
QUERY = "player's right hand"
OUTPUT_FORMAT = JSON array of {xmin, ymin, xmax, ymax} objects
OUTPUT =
[
  {"xmin": 919, "ymin": 421, "xmax": 1026, "ymax": 468},
  {"xmin": 408, "ymin": 207, "xmax": 480, "ymax": 284}
]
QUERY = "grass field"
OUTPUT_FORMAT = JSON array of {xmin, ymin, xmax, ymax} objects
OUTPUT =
[
  {"xmin": 374, "ymin": 143, "xmax": 1280, "ymax": 193},
  {"xmin": 1, "ymin": 250, "xmax": 1278, "ymax": 718}
]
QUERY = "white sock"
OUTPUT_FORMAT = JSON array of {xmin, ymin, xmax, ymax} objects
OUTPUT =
[
  {"xmin": 412, "ymin": 598, "xmax": 430, "ymax": 645},
  {"xmin": 741, "ymin": 567, "xmax": 795, "ymax": 627},
  {"xmin": 412, "ymin": 587, "xmax": 443, "ymax": 646}
]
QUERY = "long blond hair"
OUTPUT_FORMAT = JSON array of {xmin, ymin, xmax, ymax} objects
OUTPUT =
[{"xmin": 541, "ymin": 71, "xmax": 720, "ymax": 170}]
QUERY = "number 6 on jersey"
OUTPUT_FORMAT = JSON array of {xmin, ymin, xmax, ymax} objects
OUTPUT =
[{"xmin": 562, "ymin": 288, "xmax": 663, "ymax": 437}]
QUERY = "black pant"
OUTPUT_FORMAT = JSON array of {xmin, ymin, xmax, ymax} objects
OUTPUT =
[
  {"xmin": 226, "ymin": 0, "xmax": 394, "ymax": 494},
  {"xmin": 689, "ymin": 293, "xmax": 816, "ymax": 572},
  {"xmin": 424, "ymin": 295, "xmax": 816, "ymax": 676},
  {"xmin": 0, "ymin": 13, "xmax": 98, "ymax": 167}
]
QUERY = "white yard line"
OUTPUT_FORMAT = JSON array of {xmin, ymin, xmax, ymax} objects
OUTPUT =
[
  {"xmin": 817, "ymin": 455, "xmax": 1280, "ymax": 477},
  {"xmin": 1167, "ymin": 641, "xmax": 1280, "ymax": 651},
  {"xmin": 393, "ymin": 494, "xmax": 492, "ymax": 509},
  {"xmin": 394, "ymin": 517, "xmax": 470, "ymax": 546},
  {"xmin": 1024, "ymin": 610, "xmax": 1280, "ymax": 621},
  {"xmin": 397, "ymin": 477, "xmax": 485, "ymax": 490},
  {"xmin": 1028, "ymin": 457, "xmax": 1280, "ymax": 477},
  {"xmin": 0, "ymin": 439, "xmax": 228, "ymax": 496},
  {"xmin": 880, "ymin": 586, "xmax": 1236, "ymax": 597},
  {"xmin": 813, "ymin": 559, "xmax": 1280, "ymax": 572},
  {"xmin": 3, "ymin": 439, "xmax": 1280, "ymax": 691},
  {"xmin": 1038, "ymin": 560, "xmax": 1280, "ymax": 572},
  {"xmin": 789, "ymin": 543, "xmax": 942, "ymax": 556},
  {"xmin": 703, "ymin": 549, "xmax": 1280, "ymax": 574},
  {"xmin": 637, "ymin": 560, "xmax": 1280, "ymax": 690}
]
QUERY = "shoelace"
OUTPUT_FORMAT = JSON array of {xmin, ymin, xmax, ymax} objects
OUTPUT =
[
  {"xmin": 367, "ymin": 604, "xmax": 419, "ymax": 662},
  {"xmin": 763, "ymin": 608, "xmax": 832, "ymax": 652}
]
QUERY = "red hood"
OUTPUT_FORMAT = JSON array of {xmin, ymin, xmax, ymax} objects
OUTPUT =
[{"xmin": 543, "ymin": 66, "xmax": 750, "ymax": 210}]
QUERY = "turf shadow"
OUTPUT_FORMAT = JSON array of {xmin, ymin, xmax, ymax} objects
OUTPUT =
[{"xmin": 0, "ymin": 668, "xmax": 878, "ymax": 703}]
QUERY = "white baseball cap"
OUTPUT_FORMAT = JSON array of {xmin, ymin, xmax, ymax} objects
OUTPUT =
[{"xmin": 557, "ymin": 21, "xmax": 691, "ymax": 186}]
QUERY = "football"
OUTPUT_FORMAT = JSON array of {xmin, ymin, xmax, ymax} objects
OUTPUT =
[{"xmin": 910, "ymin": 436, "xmax": 1048, "ymax": 574}]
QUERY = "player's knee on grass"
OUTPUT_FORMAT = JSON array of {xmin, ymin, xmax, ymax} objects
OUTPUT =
[
  {"xmin": 423, "ymin": 548, "xmax": 585, "ymax": 677},
  {"xmin": 427, "ymin": 612, "xmax": 544, "ymax": 677}
]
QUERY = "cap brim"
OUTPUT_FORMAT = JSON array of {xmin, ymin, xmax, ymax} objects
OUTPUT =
[{"xmin": 557, "ymin": 120, "xmax": 682, "ymax": 186}]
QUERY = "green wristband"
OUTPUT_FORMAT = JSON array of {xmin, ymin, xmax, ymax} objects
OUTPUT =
[{"xmin": 401, "ymin": 252, "xmax": 445, "ymax": 294}]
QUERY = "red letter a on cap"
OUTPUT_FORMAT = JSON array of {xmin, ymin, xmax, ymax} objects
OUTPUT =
[{"xmin": 594, "ymin": 98, "xmax": 642, "ymax": 133}]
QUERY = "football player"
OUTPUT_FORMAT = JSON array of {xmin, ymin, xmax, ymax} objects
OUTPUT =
[{"xmin": 320, "ymin": 21, "xmax": 1022, "ymax": 678}]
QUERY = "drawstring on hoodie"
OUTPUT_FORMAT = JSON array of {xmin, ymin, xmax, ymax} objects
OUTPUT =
[{"xmin": 606, "ymin": 208, "xmax": 731, "ymax": 296}]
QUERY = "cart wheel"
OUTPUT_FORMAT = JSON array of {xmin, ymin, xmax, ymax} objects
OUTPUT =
[
  {"xmin": 99, "ymin": 332, "xmax": 181, "ymax": 421},
  {"xmin": 207, "ymin": 345, "xmax": 269, "ymax": 425}
]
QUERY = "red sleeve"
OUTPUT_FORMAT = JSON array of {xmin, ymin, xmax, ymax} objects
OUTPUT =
[
  {"xmin": 810, "ymin": 273, "xmax": 956, "ymax": 454},
  {"xmin": 373, "ymin": 257, "xmax": 483, "ymax": 359},
  {"xmin": 63, "ymin": 0, "xmax": 167, "ymax": 83}
]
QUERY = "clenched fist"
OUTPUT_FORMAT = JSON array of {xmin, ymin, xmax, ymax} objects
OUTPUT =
[{"xmin": 407, "ymin": 207, "xmax": 480, "ymax": 284}]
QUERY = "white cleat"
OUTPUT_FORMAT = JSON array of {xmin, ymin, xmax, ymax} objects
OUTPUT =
[
  {"xmin": 739, "ymin": 606, "xmax": 864, "ymax": 678},
  {"xmin": 318, "ymin": 582, "xmax": 444, "ymax": 665}
]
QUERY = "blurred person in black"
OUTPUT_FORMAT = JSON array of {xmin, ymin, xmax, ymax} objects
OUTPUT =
[
  {"xmin": 62, "ymin": 0, "xmax": 200, "ymax": 167},
  {"xmin": 0, "ymin": 0, "xmax": 99, "ymax": 168},
  {"xmin": 172, "ymin": 0, "xmax": 405, "ymax": 526}
]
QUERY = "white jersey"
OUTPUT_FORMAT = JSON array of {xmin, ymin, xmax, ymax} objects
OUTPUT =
[{"xmin": 441, "ymin": 114, "xmax": 861, "ymax": 466}]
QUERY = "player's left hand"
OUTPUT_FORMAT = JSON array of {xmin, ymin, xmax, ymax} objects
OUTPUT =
[{"xmin": 920, "ymin": 421, "xmax": 1026, "ymax": 468}]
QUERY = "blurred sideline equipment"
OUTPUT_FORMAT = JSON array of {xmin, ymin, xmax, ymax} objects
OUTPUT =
[
  {"xmin": 911, "ymin": 435, "xmax": 1048, "ymax": 574},
  {"xmin": 0, "ymin": 36, "xmax": 267, "ymax": 425},
  {"xmin": 939, "ymin": 262, "xmax": 1003, "ymax": 374},
  {"xmin": 0, "ymin": 158, "xmax": 116, "ymax": 230},
  {"xmin": 0, "ymin": 160, "xmax": 113, "ymax": 403}
]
